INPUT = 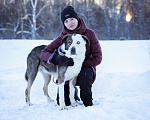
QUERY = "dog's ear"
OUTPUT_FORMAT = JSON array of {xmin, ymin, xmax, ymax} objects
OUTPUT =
[
  {"xmin": 82, "ymin": 35, "xmax": 90, "ymax": 46},
  {"xmin": 61, "ymin": 35, "xmax": 69, "ymax": 44}
]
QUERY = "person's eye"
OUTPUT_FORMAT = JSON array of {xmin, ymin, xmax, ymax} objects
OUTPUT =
[
  {"xmin": 70, "ymin": 18, "xmax": 74, "ymax": 21},
  {"xmin": 64, "ymin": 20, "xmax": 68, "ymax": 23}
]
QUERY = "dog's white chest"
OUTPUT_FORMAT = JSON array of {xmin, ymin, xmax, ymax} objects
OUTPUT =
[{"xmin": 64, "ymin": 59, "xmax": 83, "ymax": 81}]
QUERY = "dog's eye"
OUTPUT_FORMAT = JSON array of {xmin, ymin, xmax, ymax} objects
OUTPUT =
[
  {"xmin": 77, "ymin": 41, "xmax": 80, "ymax": 44},
  {"xmin": 68, "ymin": 40, "xmax": 72, "ymax": 44}
]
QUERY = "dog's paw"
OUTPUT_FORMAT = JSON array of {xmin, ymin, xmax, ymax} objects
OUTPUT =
[
  {"xmin": 46, "ymin": 97, "xmax": 54, "ymax": 102},
  {"xmin": 59, "ymin": 102, "xmax": 68, "ymax": 110},
  {"xmin": 59, "ymin": 106, "xmax": 68, "ymax": 110},
  {"xmin": 48, "ymin": 99, "xmax": 54, "ymax": 102},
  {"xmin": 26, "ymin": 102, "xmax": 33, "ymax": 106},
  {"xmin": 71, "ymin": 102, "xmax": 79, "ymax": 107}
]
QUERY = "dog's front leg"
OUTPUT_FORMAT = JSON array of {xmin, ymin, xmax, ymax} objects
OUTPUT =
[
  {"xmin": 59, "ymin": 82, "xmax": 67, "ymax": 110},
  {"xmin": 69, "ymin": 77, "xmax": 79, "ymax": 107}
]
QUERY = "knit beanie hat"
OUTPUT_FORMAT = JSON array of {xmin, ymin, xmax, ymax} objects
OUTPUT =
[{"xmin": 61, "ymin": 6, "xmax": 79, "ymax": 24}]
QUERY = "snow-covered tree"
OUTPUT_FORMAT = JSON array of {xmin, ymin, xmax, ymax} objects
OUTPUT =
[
  {"xmin": 24, "ymin": 0, "xmax": 50, "ymax": 39},
  {"xmin": 0, "ymin": 0, "xmax": 21, "ymax": 39},
  {"xmin": 124, "ymin": 0, "xmax": 150, "ymax": 39}
]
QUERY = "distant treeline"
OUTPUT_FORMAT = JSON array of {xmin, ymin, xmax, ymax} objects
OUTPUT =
[{"xmin": 0, "ymin": 0, "xmax": 149, "ymax": 40}]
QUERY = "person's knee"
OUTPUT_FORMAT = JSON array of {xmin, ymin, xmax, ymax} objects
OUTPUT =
[{"xmin": 78, "ymin": 67, "xmax": 93, "ymax": 86}]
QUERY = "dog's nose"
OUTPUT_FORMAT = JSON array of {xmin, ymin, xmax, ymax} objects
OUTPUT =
[{"xmin": 71, "ymin": 47, "xmax": 76, "ymax": 55}]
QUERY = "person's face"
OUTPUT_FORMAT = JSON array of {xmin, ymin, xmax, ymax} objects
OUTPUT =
[{"xmin": 64, "ymin": 18, "xmax": 78, "ymax": 31}]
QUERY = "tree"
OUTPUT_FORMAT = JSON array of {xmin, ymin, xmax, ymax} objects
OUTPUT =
[
  {"xmin": 24, "ymin": 0, "xmax": 50, "ymax": 39},
  {"xmin": 0, "ymin": 0, "xmax": 21, "ymax": 39},
  {"xmin": 117, "ymin": 1, "xmax": 127, "ymax": 39},
  {"xmin": 125, "ymin": 0, "xmax": 150, "ymax": 39}
]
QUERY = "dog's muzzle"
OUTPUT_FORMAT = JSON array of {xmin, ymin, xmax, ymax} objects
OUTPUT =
[{"xmin": 71, "ymin": 47, "xmax": 76, "ymax": 55}]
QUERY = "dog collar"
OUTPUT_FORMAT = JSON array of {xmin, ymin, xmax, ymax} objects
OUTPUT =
[{"xmin": 58, "ymin": 46, "xmax": 66, "ymax": 56}]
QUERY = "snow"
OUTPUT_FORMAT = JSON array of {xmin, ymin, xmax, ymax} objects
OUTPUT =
[{"xmin": 0, "ymin": 40, "xmax": 150, "ymax": 120}]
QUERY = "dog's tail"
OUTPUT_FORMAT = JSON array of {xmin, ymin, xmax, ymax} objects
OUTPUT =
[
  {"xmin": 25, "ymin": 45, "xmax": 45, "ymax": 82},
  {"xmin": 25, "ymin": 70, "xmax": 28, "ymax": 81},
  {"xmin": 25, "ymin": 58, "xmax": 30, "ymax": 81},
  {"xmin": 25, "ymin": 54, "xmax": 31, "ymax": 81},
  {"xmin": 25, "ymin": 53, "xmax": 40, "ymax": 82},
  {"xmin": 25, "ymin": 54, "xmax": 32, "ymax": 82}
]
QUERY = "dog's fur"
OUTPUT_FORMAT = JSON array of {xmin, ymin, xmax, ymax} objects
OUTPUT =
[{"xmin": 25, "ymin": 34, "xmax": 88, "ymax": 110}]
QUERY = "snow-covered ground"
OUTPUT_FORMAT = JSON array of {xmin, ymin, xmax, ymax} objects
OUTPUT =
[{"xmin": 0, "ymin": 40, "xmax": 150, "ymax": 120}]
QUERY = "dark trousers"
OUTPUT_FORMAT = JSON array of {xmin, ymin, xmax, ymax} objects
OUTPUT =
[{"xmin": 57, "ymin": 67, "xmax": 93, "ymax": 107}]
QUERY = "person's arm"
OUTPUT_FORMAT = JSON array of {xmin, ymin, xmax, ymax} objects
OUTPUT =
[
  {"xmin": 40, "ymin": 34, "xmax": 62, "ymax": 62},
  {"xmin": 83, "ymin": 31, "xmax": 102, "ymax": 67},
  {"xmin": 40, "ymin": 33, "xmax": 74, "ymax": 66}
]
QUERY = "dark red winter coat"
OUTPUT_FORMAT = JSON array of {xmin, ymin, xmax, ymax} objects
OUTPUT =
[{"xmin": 40, "ymin": 18, "xmax": 102, "ymax": 83}]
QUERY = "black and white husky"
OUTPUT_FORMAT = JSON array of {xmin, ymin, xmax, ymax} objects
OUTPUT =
[{"xmin": 25, "ymin": 34, "xmax": 89, "ymax": 110}]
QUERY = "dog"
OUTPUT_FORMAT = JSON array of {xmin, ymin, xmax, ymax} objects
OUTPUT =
[{"xmin": 25, "ymin": 34, "xmax": 89, "ymax": 110}]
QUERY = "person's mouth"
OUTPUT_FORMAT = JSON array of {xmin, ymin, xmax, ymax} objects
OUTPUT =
[{"xmin": 70, "ymin": 25, "xmax": 74, "ymax": 28}]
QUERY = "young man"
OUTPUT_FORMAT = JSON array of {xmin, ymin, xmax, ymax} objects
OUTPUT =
[{"xmin": 40, "ymin": 6, "xmax": 102, "ymax": 107}]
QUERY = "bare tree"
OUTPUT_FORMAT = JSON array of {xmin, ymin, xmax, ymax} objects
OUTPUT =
[{"xmin": 29, "ymin": 0, "xmax": 50, "ymax": 39}]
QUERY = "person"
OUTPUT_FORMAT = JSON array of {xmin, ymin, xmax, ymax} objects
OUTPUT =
[{"xmin": 40, "ymin": 6, "xmax": 102, "ymax": 107}]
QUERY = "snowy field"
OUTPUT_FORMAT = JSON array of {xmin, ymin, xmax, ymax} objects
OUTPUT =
[{"xmin": 0, "ymin": 40, "xmax": 150, "ymax": 120}]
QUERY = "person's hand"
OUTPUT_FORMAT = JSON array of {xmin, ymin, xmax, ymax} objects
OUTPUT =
[{"xmin": 52, "ymin": 53, "xmax": 74, "ymax": 66}]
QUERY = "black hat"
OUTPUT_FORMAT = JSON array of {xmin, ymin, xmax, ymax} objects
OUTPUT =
[{"xmin": 61, "ymin": 6, "xmax": 79, "ymax": 24}]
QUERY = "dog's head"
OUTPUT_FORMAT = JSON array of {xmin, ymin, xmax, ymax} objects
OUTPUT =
[{"xmin": 60, "ymin": 34, "xmax": 89, "ymax": 58}]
